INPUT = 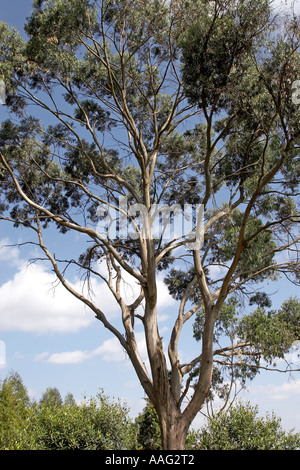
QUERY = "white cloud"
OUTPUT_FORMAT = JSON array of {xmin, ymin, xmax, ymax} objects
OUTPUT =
[
  {"xmin": 0, "ymin": 238, "xmax": 26, "ymax": 269},
  {"xmin": 34, "ymin": 351, "xmax": 50, "ymax": 362},
  {"xmin": 35, "ymin": 337, "xmax": 126, "ymax": 365},
  {"xmin": 0, "ymin": 263, "xmax": 95, "ymax": 333},
  {"xmin": 0, "ymin": 239, "xmax": 175, "ymax": 335},
  {"xmin": 46, "ymin": 350, "xmax": 92, "ymax": 365},
  {"xmin": 93, "ymin": 337, "xmax": 127, "ymax": 362},
  {"xmin": 0, "ymin": 340, "xmax": 6, "ymax": 367},
  {"xmin": 0, "ymin": 241, "xmax": 124, "ymax": 334},
  {"xmin": 240, "ymin": 379, "xmax": 300, "ymax": 405},
  {"xmin": 124, "ymin": 379, "xmax": 140, "ymax": 388},
  {"xmin": 0, "ymin": 240, "xmax": 175, "ymax": 372},
  {"xmin": 35, "ymin": 330, "xmax": 150, "ymax": 366},
  {"xmin": 270, "ymin": 380, "xmax": 300, "ymax": 401},
  {"xmin": 272, "ymin": 0, "xmax": 300, "ymax": 15}
]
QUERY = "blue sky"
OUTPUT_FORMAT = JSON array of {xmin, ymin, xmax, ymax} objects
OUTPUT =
[{"xmin": 0, "ymin": 0, "xmax": 300, "ymax": 432}]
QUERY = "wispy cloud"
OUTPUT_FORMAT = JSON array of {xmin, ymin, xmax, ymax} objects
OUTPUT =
[
  {"xmin": 272, "ymin": 0, "xmax": 300, "ymax": 14},
  {"xmin": 43, "ymin": 350, "xmax": 92, "ymax": 365},
  {"xmin": 241, "ymin": 379, "xmax": 300, "ymax": 404},
  {"xmin": 35, "ymin": 337, "xmax": 126, "ymax": 365},
  {"xmin": 0, "ymin": 238, "xmax": 26, "ymax": 269},
  {"xmin": 35, "ymin": 331, "xmax": 149, "ymax": 366}
]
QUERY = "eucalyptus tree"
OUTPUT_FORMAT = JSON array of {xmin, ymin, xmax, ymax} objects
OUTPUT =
[{"xmin": 0, "ymin": 0, "xmax": 299, "ymax": 449}]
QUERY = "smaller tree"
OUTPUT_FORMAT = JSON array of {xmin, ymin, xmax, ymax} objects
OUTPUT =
[
  {"xmin": 36, "ymin": 400, "xmax": 99, "ymax": 450},
  {"xmin": 135, "ymin": 400, "xmax": 162, "ymax": 450},
  {"xmin": 64, "ymin": 392, "xmax": 76, "ymax": 405},
  {"xmin": 36, "ymin": 390, "xmax": 138, "ymax": 450},
  {"xmin": 92, "ymin": 391, "xmax": 138, "ymax": 450},
  {"xmin": 39, "ymin": 387, "xmax": 63, "ymax": 407},
  {"xmin": 196, "ymin": 401, "xmax": 300, "ymax": 450},
  {"xmin": 0, "ymin": 371, "xmax": 35, "ymax": 450}
]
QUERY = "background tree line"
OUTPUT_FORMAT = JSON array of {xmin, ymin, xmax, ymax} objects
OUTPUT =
[{"xmin": 0, "ymin": 370, "xmax": 300, "ymax": 450}]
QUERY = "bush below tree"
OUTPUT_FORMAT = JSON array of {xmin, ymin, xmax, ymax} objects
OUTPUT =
[{"xmin": 0, "ymin": 371, "xmax": 299, "ymax": 450}]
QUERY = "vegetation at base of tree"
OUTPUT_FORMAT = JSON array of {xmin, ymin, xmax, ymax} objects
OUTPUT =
[
  {"xmin": 36, "ymin": 392, "xmax": 137, "ymax": 450},
  {"xmin": 135, "ymin": 400, "xmax": 162, "ymax": 450},
  {"xmin": 0, "ymin": 371, "xmax": 138, "ymax": 450},
  {"xmin": 195, "ymin": 401, "xmax": 300, "ymax": 450},
  {"xmin": 0, "ymin": 371, "xmax": 300, "ymax": 450},
  {"xmin": 135, "ymin": 400, "xmax": 203, "ymax": 450}
]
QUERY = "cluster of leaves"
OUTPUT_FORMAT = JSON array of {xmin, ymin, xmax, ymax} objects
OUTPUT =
[
  {"xmin": 191, "ymin": 297, "xmax": 300, "ymax": 405},
  {"xmin": 238, "ymin": 297, "xmax": 300, "ymax": 361},
  {"xmin": 181, "ymin": 0, "xmax": 272, "ymax": 109},
  {"xmin": 196, "ymin": 401, "xmax": 300, "ymax": 450},
  {"xmin": 194, "ymin": 297, "xmax": 300, "ymax": 354},
  {"xmin": 135, "ymin": 399, "xmax": 162, "ymax": 450},
  {"xmin": 0, "ymin": 371, "xmax": 138, "ymax": 450},
  {"xmin": 0, "ymin": 371, "xmax": 35, "ymax": 450}
]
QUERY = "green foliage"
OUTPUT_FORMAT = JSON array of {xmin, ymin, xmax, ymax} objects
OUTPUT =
[
  {"xmin": 0, "ymin": 373, "xmax": 138, "ymax": 450},
  {"xmin": 192, "ymin": 297, "xmax": 300, "ymax": 405},
  {"xmin": 135, "ymin": 400, "xmax": 162, "ymax": 450},
  {"xmin": 0, "ymin": 23, "xmax": 24, "ymax": 109},
  {"xmin": 0, "ymin": 372, "xmax": 36, "ymax": 450},
  {"xmin": 64, "ymin": 392, "xmax": 76, "ymax": 405},
  {"xmin": 35, "ymin": 402, "xmax": 98, "ymax": 450},
  {"xmin": 181, "ymin": 0, "xmax": 271, "ymax": 107},
  {"xmin": 1, "ymin": 372, "xmax": 300, "ymax": 450},
  {"xmin": 35, "ymin": 391, "xmax": 138, "ymax": 450},
  {"xmin": 25, "ymin": 0, "xmax": 97, "ymax": 65},
  {"xmin": 238, "ymin": 297, "xmax": 300, "ymax": 361},
  {"xmin": 134, "ymin": 400, "xmax": 201, "ymax": 450},
  {"xmin": 40, "ymin": 387, "xmax": 63, "ymax": 407},
  {"xmin": 196, "ymin": 401, "xmax": 300, "ymax": 450}
]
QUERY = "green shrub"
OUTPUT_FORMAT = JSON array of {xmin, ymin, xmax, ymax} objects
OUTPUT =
[
  {"xmin": 196, "ymin": 401, "xmax": 300, "ymax": 450},
  {"xmin": 34, "ymin": 391, "xmax": 138, "ymax": 450}
]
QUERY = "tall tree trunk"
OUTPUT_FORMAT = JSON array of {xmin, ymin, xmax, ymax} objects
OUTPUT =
[{"xmin": 158, "ymin": 407, "xmax": 190, "ymax": 450}]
